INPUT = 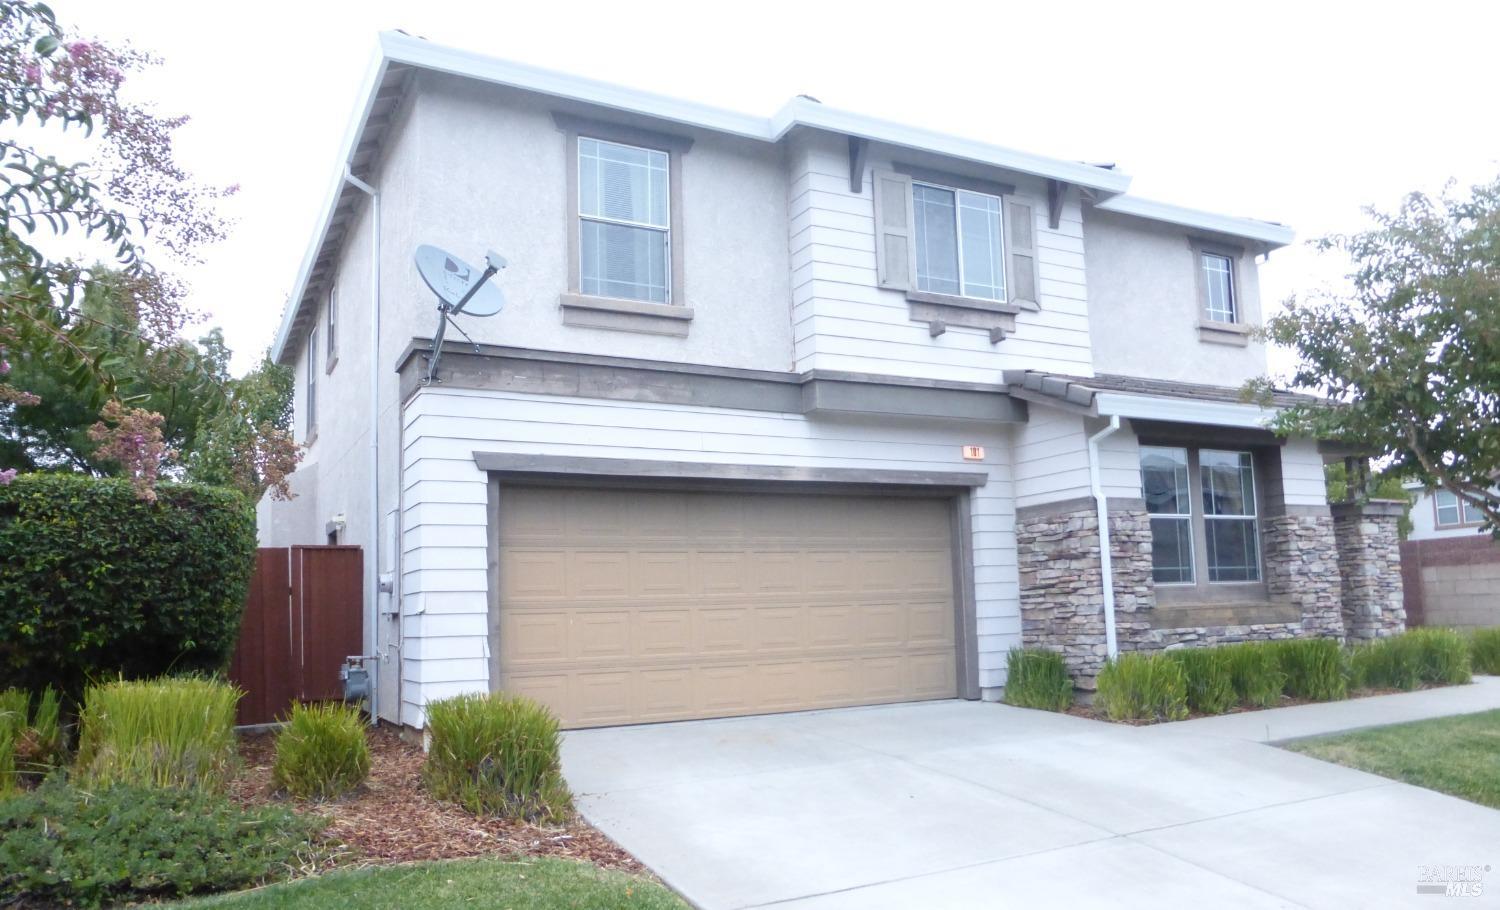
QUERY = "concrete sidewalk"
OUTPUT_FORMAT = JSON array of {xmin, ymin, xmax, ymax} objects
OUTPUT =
[{"xmin": 564, "ymin": 681, "xmax": 1500, "ymax": 909}]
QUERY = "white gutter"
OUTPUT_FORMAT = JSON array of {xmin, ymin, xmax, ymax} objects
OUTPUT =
[
  {"xmin": 342, "ymin": 166, "xmax": 381, "ymax": 725},
  {"xmin": 1087, "ymin": 416, "xmax": 1122, "ymax": 661},
  {"xmin": 1093, "ymin": 392, "xmax": 1276, "ymax": 429},
  {"xmin": 1093, "ymin": 195, "xmax": 1296, "ymax": 249}
]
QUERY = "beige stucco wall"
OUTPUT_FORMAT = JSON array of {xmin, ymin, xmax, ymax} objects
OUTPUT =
[{"xmin": 1083, "ymin": 207, "xmax": 1269, "ymax": 386}]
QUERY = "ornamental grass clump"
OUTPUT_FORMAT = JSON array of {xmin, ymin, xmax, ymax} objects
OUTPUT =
[
  {"xmin": 423, "ymin": 693, "xmax": 573, "ymax": 824},
  {"xmin": 1272, "ymin": 637, "xmax": 1347, "ymax": 702},
  {"xmin": 1349, "ymin": 629, "xmax": 1471, "ymax": 692},
  {"xmin": 1002, "ymin": 647, "xmax": 1075, "ymax": 712},
  {"xmin": 1169, "ymin": 647, "xmax": 1237, "ymax": 715},
  {"xmin": 75, "ymin": 677, "xmax": 240, "ymax": 792},
  {"xmin": 1094, "ymin": 652, "xmax": 1188, "ymax": 723},
  {"xmin": 1221, "ymin": 641, "xmax": 1285, "ymax": 708},
  {"xmin": 0, "ymin": 687, "xmax": 66, "ymax": 796},
  {"xmin": 273, "ymin": 702, "xmax": 371, "ymax": 800},
  {"xmin": 1471, "ymin": 627, "xmax": 1500, "ymax": 675}
]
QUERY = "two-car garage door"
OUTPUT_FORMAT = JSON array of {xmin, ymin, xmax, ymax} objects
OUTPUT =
[{"xmin": 496, "ymin": 486, "xmax": 959, "ymax": 728}]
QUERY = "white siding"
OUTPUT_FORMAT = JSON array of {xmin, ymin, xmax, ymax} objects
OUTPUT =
[
  {"xmin": 1279, "ymin": 437, "xmax": 1329, "ymax": 508},
  {"xmin": 787, "ymin": 132, "xmax": 1096, "ymax": 384},
  {"xmin": 399, "ymin": 387, "xmax": 1021, "ymax": 727},
  {"xmin": 1012, "ymin": 408, "xmax": 1092, "ymax": 510},
  {"xmin": 1409, "ymin": 488, "xmax": 1492, "ymax": 541}
]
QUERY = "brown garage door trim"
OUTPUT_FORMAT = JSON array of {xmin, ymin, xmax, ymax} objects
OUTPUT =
[{"xmin": 476, "ymin": 452, "xmax": 984, "ymax": 703}]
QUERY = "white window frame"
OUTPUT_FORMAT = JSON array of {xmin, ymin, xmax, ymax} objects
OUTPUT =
[
  {"xmin": 1140, "ymin": 445, "xmax": 1196, "ymax": 586},
  {"xmin": 1434, "ymin": 489, "xmax": 1485, "ymax": 528},
  {"xmin": 577, "ymin": 136, "xmax": 672, "ymax": 305},
  {"xmin": 912, "ymin": 180, "xmax": 1007, "ymax": 303},
  {"xmin": 1199, "ymin": 250, "xmax": 1237, "ymax": 323},
  {"xmin": 1199, "ymin": 448, "xmax": 1261, "ymax": 583}
]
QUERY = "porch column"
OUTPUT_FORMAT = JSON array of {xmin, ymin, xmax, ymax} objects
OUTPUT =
[{"xmin": 1331, "ymin": 499, "xmax": 1407, "ymax": 639}]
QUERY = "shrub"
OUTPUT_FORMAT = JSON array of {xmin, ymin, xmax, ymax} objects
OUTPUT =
[
  {"xmin": 424, "ymin": 693, "xmax": 573, "ymax": 823},
  {"xmin": 75, "ymin": 677, "xmax": 241, "ymax": 792},
  {"xmin": 273, "ymin": 702, "xmax": 371, "ymax": 800},
  {"xmin": 1273, "ymin": 638, "xmax": 1347, "ymax": 701},
  {"xmin": 1471, "ymin": 627, "xmax": 1500, "ymax": 675},
  {"xmin": 1002, "ymin": 647, "xmax": 1074, "ymax": 711},
  {"xmin": 1221, "ymin": 642, "xmax": 1285, "ymax": 708},
  {"xmin": 0, "ymin": 778, "xmax": 328, "ymax": 908},
  {"xmin": 1094, "ymin": 652, "xmax": 1188, "ymax": 723},
  {"xmin": 0, "ymin": 474, "xmax": 256, "ymax": 699},
  {"xmin": 1169, "ymin": 647, "xmax": 1237, "ymax": 715}
]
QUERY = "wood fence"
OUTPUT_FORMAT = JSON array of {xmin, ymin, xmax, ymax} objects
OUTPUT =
[{"xmin": 228, "ymin": 546, "xmax": 363, "ymax": 725}]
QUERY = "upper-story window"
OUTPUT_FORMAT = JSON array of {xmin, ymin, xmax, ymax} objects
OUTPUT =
[
  {"xmin": 1141, "ymin": 446, "xmax": 1262, "ymax": 590},
  {"xmin": 1434, "ymin": 489, "xmax": 1484, "ymax": 528},
  {"xmin": 912, "ymin": 183, "xmax": 1005, "ymax": 302},
  {"xmin": 305, "ymin": 327, "xmax": 318, "ymax": 439},
  {"xmin": 325, "ymin": 283, "xmax": 338, "ymax": 371},
  {"xmin": 578, "ymin": 137, "xmax": 671, "ymax": 304},
  {"xmin": 1200, "ymin": 252, "xmax": 1236, "ymax": 323}
]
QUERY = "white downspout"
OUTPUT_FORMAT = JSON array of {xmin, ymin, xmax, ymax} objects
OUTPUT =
[
  {"xmin": 1087, "ymin": 415, "xmax": 1122, "ymax": 660},
  {"xmin": 343, "ymin": 167, "xmax": 380, "ymax": 724}
]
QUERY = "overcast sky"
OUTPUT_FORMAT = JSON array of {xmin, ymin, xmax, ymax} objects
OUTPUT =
[{"xmin": 58, "ymin": 0, "xmax": 1500, "ymax": 375}]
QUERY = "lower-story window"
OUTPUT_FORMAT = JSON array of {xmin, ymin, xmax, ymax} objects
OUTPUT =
[{"xmin": 1140, "ymin": 445, "xmax": 1262, "ymax": 589}]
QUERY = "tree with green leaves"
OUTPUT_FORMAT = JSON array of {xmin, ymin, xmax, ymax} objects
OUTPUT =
[
  {"xmin": 1263, "ymin": 176, "xmax": 1500, "ymax": 530},
  {"xmin": 0, "ymin": 1, "xmax": 297, "ymax": 499}
]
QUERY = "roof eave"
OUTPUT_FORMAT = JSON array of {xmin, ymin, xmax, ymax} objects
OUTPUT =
[{"xmin": 1092, "ymin": 195, "xmax": 1296, "ymax": 248}]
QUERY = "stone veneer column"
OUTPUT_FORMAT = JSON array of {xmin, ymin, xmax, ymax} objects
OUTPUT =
[
  {"xmin": 1017, "ymin": 497, "xmax": 1154, "ymax": 689},
  {"xmin": 1332, "ymin": 500, "xmax": 1407, "ymax": 639},
  {"xmin": 1261, "ymin": 509, "xmax": 1345, "ymax": 638}
]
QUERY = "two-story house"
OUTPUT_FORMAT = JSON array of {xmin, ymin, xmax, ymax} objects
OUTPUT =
[{"xmin": 258, "ymin": 32, "xmax": 1405, "ymax": 730}]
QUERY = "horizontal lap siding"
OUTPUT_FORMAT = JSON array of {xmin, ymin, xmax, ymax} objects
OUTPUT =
[
  {"xmin": 787, "ymin": 136, "xmax": 1095, "ymax": 383},
  {"xmin": 399, "ymin": 388, "xmax": 1021, "ymax": 725}
]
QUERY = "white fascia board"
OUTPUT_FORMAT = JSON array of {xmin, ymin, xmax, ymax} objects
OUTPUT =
[
  {"xmin": 271, "ymin": 48, "xmax": 391, "ymax": 364},
  {"xmin": 1093, "ymin": 392, "xmax": 1277, "ymax": 429},
  {"xmin": 1094, "ymin": 195, "xmax": 1296, "ymax": 248},
  {"xmin": 769, "ymin": 97, "xmax": 1132, "ymax": 195},
  {"xmin": 379, "ymin": 31, "xmax": 772, "ymax": 139},
  {"xmin": 383, "ymin": 32, "xmax": 1129, "ymax": 193}
]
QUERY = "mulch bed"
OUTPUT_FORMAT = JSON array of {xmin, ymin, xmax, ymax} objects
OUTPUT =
[{"xmin": 230, "ymin": 726, "xmax": 649, "ymax": 876}]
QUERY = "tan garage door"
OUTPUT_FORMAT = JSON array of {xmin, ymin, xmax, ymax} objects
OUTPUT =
[{"xmin": 496, "ymin": 486, "xmax": 958, "ymax": 728}]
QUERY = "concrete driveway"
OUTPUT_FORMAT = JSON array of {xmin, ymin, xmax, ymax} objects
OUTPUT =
[{"xmin": 563, "ymin": 682, "xmax": 1500, "ymax": 909}]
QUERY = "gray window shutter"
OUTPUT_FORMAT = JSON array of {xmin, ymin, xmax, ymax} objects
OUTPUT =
[
  {"xmin": 872, "ymin": 170, "xmax": 914, "ymax": 291},
  {"xmin": 1006, "ymin": 197, "xmax": 1039, "ymax": 308}
]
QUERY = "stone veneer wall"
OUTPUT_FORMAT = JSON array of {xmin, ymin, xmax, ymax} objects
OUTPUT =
[
  {"xmin": 1332, "ymin": 500, "xmax": 1407, "ymax": 639},
  {"xmin": 1018, "ymin": 499, "xmax": 1349, "ymax": 690}
]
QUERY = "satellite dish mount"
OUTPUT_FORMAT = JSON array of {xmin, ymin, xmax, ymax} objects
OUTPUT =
[{"xmin": 413, "ymin": 244, "xmax": 508, "ymax": 384}]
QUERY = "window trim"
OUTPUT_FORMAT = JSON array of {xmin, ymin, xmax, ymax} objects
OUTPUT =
[
  {"xmin": 1433, "ymin": 488, "xmax": 1486, "ymax": 529},
  {"xmin": 1141, "ymin": 444, "xmax": 1268, "ymax": 604},
  {"xmin": 554, "ymin": 111, "xmax": 693, "ymax": 336},
  {"xmin": 324, "ymin": 282, "xmax": 338, "ymax": 374},
  {"xmin": 910, "ymin": 178, "xmax": 1008, "ymax": 305}
]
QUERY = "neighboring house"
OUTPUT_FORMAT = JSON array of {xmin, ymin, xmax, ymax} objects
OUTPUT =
[
  {"xmin": 1401, "ymin": 482, "xmax": 1500, "ymax": 628},
  {"xmin": 258, "ymin": 33, "xmax": 1405, "ymax": 730}
]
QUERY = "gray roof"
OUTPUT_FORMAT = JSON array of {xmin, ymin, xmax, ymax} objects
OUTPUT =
[{"xmin": 1001, "ymin": 370, "xmax": 1317, "ymax": 413}]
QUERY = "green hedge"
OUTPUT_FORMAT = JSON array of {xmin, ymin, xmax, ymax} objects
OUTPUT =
[{"xmin": 0, "ymin": 474, "xmax": 256, "ymax": 697}]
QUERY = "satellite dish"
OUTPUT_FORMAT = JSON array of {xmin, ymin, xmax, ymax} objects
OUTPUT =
[
  {"xmin": 414, "ymin": 245, "xmax": 506, "ymax": 317},
  {"xmin": 413, "ymin": 245, "xmax": 508, "ymax": 384}
]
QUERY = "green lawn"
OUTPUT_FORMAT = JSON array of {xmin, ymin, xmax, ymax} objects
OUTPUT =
[
  {"xmin": 1286, "ymin": 709, "xmax": 1500, "ymax": 808},
  {"xmin": 177, "ymin": 857, "xmax": 687, "ymax": 909}
]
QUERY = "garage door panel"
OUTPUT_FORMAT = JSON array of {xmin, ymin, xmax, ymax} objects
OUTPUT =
[
  {"xmin": 498, "ymin": 487, "xmax": 959, "ymax": 728},
  {"xmin": 638, "ymin": 609, "xmax": 693, "ymax": 656}
]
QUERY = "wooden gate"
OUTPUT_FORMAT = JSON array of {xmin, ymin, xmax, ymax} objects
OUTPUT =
[{"xmin": 229, "ymin": 546, "xmax": 363, "ymax": 725}]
